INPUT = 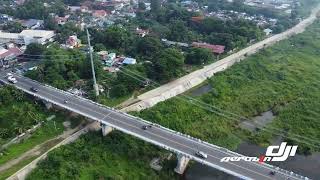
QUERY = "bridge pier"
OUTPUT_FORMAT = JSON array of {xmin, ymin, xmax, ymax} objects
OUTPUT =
[
  {"xmin": 101, "ymin": 123, "xmax": 113, "ymax": 136},
  {"xmin": 43, "ymin": 100, "xmax": 53, "ymax": 109},
  {"xmin": 174, "ymin": 154, "xmax": 190, "ymax": 174}
]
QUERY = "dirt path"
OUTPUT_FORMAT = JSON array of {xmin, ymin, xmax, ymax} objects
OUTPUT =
[
  {"xmin": 0, "ymin": 125, "xmax": 82, "ymax": 173},
  {"xmin": 121, "ymin": 5, "xmax": 320, "ymax": 112}
]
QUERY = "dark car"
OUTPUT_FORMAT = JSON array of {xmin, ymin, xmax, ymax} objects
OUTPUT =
[
  {"xmin": 30, "ymin": 87, "xmax": 39, "ymax": 92},
  {"xmin": 269, "ymin": 171, "xmax": 276, "ymax": 176},
  {"xmin": 142, "ymin": 125, "xmax": 152, "ymax": 130}
]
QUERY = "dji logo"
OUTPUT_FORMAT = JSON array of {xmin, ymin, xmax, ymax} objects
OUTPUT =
[
  {"xmin": 220, "ymin": 142, "xmax": 298, "ymax": 163},
  {"xmin": 262, "ymin": 142, "xmax": 298, "ymax": 162}
]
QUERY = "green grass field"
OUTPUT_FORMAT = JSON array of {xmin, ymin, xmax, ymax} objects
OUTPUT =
[{"xmin": 27, "ymin": 131, "xmax": 178, "ymax": 180}]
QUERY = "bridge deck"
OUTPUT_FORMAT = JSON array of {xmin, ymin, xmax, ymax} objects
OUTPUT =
[{"xmin": 0, "ymin": 72, "xmax": 307, "ymax": 180}]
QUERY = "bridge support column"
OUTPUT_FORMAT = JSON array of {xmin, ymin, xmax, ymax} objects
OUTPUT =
[
  {"xmin": 43, "ymin": 100, "xmax": 53, "ymax": 109},
  {"xmin": 174, "ymin": 154, "xmax": 190, "ymax": 174},
  {"xmin": 101, "ymin": 124, "xmax": 113, "ymax": 136}
]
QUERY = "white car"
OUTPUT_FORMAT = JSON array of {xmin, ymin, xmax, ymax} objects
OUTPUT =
[
  {"xmin": 195, "ymin": 151, "xmax": 208, "ymax": 159},
  {"xmin": 7, "ymin": 76, "xmax": 17, "ymax": 84}
]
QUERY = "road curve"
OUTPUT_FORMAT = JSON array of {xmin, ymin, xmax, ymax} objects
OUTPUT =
[{"xmin": 0, "ymin": 72, "xmax": 309, "ymax": 180}]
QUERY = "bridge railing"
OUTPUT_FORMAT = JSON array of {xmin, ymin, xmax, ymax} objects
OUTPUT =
[{"xmin": 1, "ymin": 75, "xmax": 309, "ymax": 179}]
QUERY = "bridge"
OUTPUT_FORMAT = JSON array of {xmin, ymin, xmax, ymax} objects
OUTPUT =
[{"xmin": 0, "ymin": 72, "xmax": 309, "ymax": 180}]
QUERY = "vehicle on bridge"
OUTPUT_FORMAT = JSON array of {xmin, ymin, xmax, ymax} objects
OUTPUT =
[
  {"xmin": 30, "ymin": 87, "xmax": 39, "ymax": 92},
  {"xmin": 7, "ymin": 76, "xmax": 17, "ymax": 84},
  {"xmin": 142, "ymin": 125, "xmax": 152, "ymax": 130},
  {"xmin": 195, "ymin": 151, "xmax": 208, "ymax": 159}
]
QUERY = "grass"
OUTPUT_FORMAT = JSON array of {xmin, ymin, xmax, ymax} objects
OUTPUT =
[
  {"xmin": 27, "ymin": 131, "xmax": 178, "ymax": 180},
  {"xmin": 134, "ymin": 20, "xmax": 320, "ymax": 154},
  {"xmin": 0, "ymin": 115, "xmax": 65, "ymax": 165}
]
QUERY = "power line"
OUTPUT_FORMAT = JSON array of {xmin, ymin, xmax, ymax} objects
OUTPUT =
[{"xmin": 117, "ymin": 67, "xmax": 320, "ymax": 148}]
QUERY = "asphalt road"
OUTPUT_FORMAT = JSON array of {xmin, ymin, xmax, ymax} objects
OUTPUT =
[{"xmin": 0, "ymin": 72, "xmax": 309, "ymax": 180}]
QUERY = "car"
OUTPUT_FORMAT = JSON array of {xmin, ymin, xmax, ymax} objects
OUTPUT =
[
  {"xmin": 6, "ymin": 73, "xmax": 13, "ymax": 77},
  {"xmin": 142, "ymin": 125, "xmax": 152, "ymax": 130},
  {"xmin": 7, "ymin": 76, "xmax": 17, "ymax": 84},
  {"xmin": 63, "ymin": 100, "xmax": 68, "ymax": 104},
  {"xmin": 30, "ymin": 87, "xmax": 39, "ymax": 92},
  {"xmin": 195, "ymin": 151, "xmax": 208, "ymax": 159},
  {"xmin": 269, "ymin": 171, "xmax": 276, "ymax": 176}
]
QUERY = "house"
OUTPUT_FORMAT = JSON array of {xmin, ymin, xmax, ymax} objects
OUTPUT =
[
  {"xmin": 263, "ymin": 28, "xmax": 273, "ymax": 36},
  {"xmin": 21, "ymin": 19, "xmax": 44, "ymax": 29},
  {"xmin": 97, "ymin": 51, "xmax": 108, "ymax": 60},
  {"xmin": 0, "ymin": 14, "xmax": 13, "ymax": 24},
  {"xmin": 68, "ymin": 6, "xmax": 81, "ymax": 12},
  {"xmin": 105, "ymin": 53, "xmax": 116, "ymax": 66},
  {"xmin": 136, "ymin": 27, "xmax": 149, "ymax": 37},
  {"xmin": 66, "ymin": 35, "xmax": 81, "ymax": 48},
  {"xmin": 122, "ymin": 57, "xmax": 136, "ymax": 65},
  {"xmin": 192, "ymin": 42, "xmax": 225, "ymax": 54},
  {"xmin": 93, "ymin": 10, "xmax": 108, "ymax": 18},
  {"xmin": 162, "ymin": 39, "xmax": 189, "ymax": 48},
  {"xmin": 0, "ymin": 47, "xmax": 23, "ymax": 68},
  {"xmin": 0, "ymin": 30, "xmax": 55, "ymax": 45},
  {"xmin": 55, "ymin": 15, "xmax": 69, "ymax": 25}
]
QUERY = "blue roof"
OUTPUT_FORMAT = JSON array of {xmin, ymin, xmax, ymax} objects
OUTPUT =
[{"xmin": 123, "ymin": 57, "xmax": 136, "ymax": 65}]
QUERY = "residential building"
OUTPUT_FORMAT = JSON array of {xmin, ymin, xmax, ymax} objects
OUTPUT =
[
  {"xmin": 192, "ymin": 42, "xmax": 225, "ymax": 54},
  {"xmin": 105, "ymin": 53, "xmax": 116, "ymax": 66},
  {"xmin": 122, "ymin": 57, "xmax": 136, "ymax": 65},
  {"xmin": 0, "ymin": 47, "xmax": 23, "ymax": 68},
  {"xmin": 0, "ymin": 30, "xmax": 55, "ymax": 45}
]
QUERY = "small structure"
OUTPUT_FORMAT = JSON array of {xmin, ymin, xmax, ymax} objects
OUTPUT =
[
  {"xmin": 192, "ymin": 42, "xmax": 225, "ymax": 54},
  {"xmin": 93, "ymin": 10, "xmax": 108, "ymax": 18},
  {"xmin": 55, "ymin": 15, "xmax": 69, "ymax": 25},
  {"xmin": 122, "ymin": 57, "xmax": 136, "ymax": 65},
  {"xmin": 105, "ymin": 53, "xmax": 116, "ymax": 66},
  {"xmin": 263, "ymin": 28, "xmax": 273, "ymax": 36},
  {"xmin": 0, "ymin": 30, "xmax": 55, "ymax": 45},
  {"xmin": 66, "ymin": 35, "xmax": 81, "ymax": 48},
  {"xmin": 0, "ymin": 47, "xmax": 23, "ymax": 68},
  {"xmin": 161, "ymin": 39, "xmax": 189, "ymax": 48},
  {"xmin": 21, "ymin": 19, "xmax": 43, "ymax": 29},
  {"xmin": 135, "ymin": 27, "xmax": 149, "ymax": 37}
]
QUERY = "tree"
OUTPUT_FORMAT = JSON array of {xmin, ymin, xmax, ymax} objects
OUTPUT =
[
  {"xmin": 138, "ymin": 2, "xmax": 146, "ymax": 11},
  {"xmin": 186, "ymin": 48, "xmax": 213, "ymax": 65},
  {"xmin": 153, "ymin": 48, "xmax": 184, "ymax": 82},
  {"xmin": 151, "ymin": 0, "xmax": 161, "ymax": 14},
  {"xmin": 94, "ymin": 43, "xmax": 106, "ymax": 51},
  {"xmin": 136, "ymin": 37, "xmax": 163, "ymax": 58},
  {"xmin": 24, "ymin": 43, "xmax": 45, "ymax": 59},
  {"xmin": 2, "ymin": 22, "xmax": 23, "ymax": 33}
]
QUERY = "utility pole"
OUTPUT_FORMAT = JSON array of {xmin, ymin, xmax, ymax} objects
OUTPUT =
[{"xmin": 86, "ymin": 28, "xmax": 99, "ymax": 96}]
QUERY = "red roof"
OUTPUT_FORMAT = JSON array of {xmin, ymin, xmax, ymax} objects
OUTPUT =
[
  {"xmin": 192, "ymin": 42, "xmax": 225, "ymax": 54},
  {"xmin": 0, "ymin": 47, "xmax": 23, "ymax": 59},
  {"xmin": 93, "ymin": 10, "xmax": 107, "ymax": 17}
]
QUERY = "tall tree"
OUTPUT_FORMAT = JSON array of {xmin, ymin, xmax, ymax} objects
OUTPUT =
[{"xmin": 151, "ymin": 0, "xmax": 161, "ymax": 14}]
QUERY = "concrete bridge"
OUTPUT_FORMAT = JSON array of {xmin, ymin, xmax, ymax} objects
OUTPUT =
[{"xmin": 0, "ymin": 72, "xmax": 309, "ymax": 180}]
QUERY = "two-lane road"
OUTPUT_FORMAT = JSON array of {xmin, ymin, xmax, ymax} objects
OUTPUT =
[{"xmin": 0, "ymin": 72, "xmax": 308, "ymax": 180}]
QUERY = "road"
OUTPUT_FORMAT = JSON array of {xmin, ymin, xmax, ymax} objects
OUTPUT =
[
  {"xmin": 122, "ymin": 5, "xmax": 320, "ymax": 112},
  {"xmin": 0, "ymin": 72, "xmax": 309, "ymax": 180}
]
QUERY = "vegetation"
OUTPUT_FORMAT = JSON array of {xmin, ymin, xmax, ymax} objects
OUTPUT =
[
  {"xmin": 134, "ymin": 20, "xmax": 320, "ymax": 154},
  {"xmin": 27, "ymin": 131, "xmax": 177, "ymax": 180}
]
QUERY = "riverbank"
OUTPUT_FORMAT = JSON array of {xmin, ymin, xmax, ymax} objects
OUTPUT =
[{"xmin": 122, "ymin": 4, "xmax": 320, "ymax": 112}]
